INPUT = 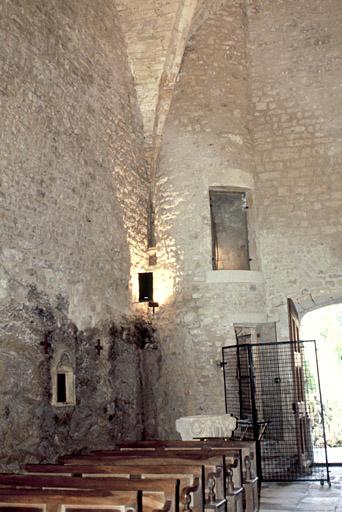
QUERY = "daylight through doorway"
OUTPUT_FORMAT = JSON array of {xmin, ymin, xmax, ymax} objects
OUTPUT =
[{"xmin": 301, "ymin": 304, "xmax": 342, "ymax": 464}]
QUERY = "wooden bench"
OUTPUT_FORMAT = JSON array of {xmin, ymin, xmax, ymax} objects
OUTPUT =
[
  {"xmin": 23, "ymin": 463, "xmax": 204, "ymax": 512},
  {"xmin": 21, "ymin": 465, "xmax": 203, "ymax": 512},
  {"xmin": 0, "ymin": 487, "xmax": 172, "ymax": 512},
  {"xmin": 0, "ymin": 475, "xmax": 194, "ymax": 512},
  {"xmin": 90, "ymin": 447, "xmax": 245, "ymax": 510},
  {"xmin": 58, "ymin": 450, "xmax": 241, "ymax": 512},
  {"xmin": 117, "ymin": 440, "xmax": 257, "ymax": 479},
  {"xmin": 58, "ymin": 449, "xmax": 238, "ymax": 492},
  {"xmin": 116, "ymin": 441, "xmax": 258, "ymax": 512}
]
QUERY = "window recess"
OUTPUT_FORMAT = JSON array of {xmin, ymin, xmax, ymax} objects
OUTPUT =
[
  {"xmin": 51, "ymin": 352, "xmax": 76, "ymax": 407},
  {"xmin": 209, "ymin": 189, "xmax": 250, "ymax": 270}
]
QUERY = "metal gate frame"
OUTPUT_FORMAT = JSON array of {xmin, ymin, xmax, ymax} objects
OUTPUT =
[{"xmin": 222, "ymin": 340, "xmax": 330, "ymax": 485}]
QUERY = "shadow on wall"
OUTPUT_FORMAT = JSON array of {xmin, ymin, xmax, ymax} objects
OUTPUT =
[{"xmin": 0, "ymin": 285, "xmax": 160, "ymax": 469}]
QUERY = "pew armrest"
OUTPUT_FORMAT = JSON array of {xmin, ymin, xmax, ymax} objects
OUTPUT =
[
  {"xmin": 153, "ymin": 500, "xmax": 173, "ymax": 512},
  {"xmin": 180, "ymin": 476, "xmax": 200, "ymax": 512}
]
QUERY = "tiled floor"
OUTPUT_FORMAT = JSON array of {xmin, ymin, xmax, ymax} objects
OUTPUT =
[{"xmin": 260, "ymin": 467, "xmax": 342, "ymax": 511}]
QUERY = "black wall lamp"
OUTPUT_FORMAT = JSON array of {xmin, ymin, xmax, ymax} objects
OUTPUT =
[{"xmin": 138, "ymin": 272, "xmax": 159, "ymax": 315}]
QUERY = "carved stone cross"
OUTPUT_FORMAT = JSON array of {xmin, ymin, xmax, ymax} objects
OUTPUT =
[
  {"xmin": 40, "ymin": 332, "xmax": 52, "ymax": 354},
  {"xmin": 95, "ymin": 339, "xmax": 103, "ymax": 356}
]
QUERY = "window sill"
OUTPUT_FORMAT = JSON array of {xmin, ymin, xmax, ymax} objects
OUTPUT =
[
  {"xmin": 206, "ymin": 270, "xmax": 263, "ymax": 284},
  {"xmin": 51, "ymin": 402, "xmax": 76, "ymax": 408}
]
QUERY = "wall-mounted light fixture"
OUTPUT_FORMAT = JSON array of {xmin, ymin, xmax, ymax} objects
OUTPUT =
[
  {"xmin": 138, "ymin": 272, "xmax": 159, "ymax": 316},
  {"xmin": 148, "ymin": 301, "xmax": 159, "ymax": 316},
  {"xmin": 138, "ymin": 272, "xmax": 154, "ymax": 302}
]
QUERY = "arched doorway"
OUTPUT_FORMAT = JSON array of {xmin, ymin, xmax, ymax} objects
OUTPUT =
[{"xmin": 301, "ymin": 304, "xmax": 342, "ymax": 465}]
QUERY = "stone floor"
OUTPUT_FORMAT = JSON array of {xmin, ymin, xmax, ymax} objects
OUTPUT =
[{"xmin": 260, "ymin": 467, "xmax": 342, "ymax": 511}]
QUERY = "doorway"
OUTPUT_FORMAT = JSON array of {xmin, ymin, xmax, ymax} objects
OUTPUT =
[{"xmin": 301, "ymin": 304, "xmax": 342, "ymax": 465}]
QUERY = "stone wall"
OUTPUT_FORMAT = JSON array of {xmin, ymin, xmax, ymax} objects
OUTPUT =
[
  {"xmin": 247, "ymin": 0, "xmax": 342, "ymax": 331},
  {"xmin": 0, "ymin": 0, "xmax": 153, "ymax": 465},
  {"xmin": 152, "ymin": 0, "xmax": 342, "ymax": 437},
  {"xmin": 2, "ymin": 0, "xmax": 342, "ymax": 455},
  {"xmin": 153, "ymin": 0, "xmax": 266, "ymax": 437}
]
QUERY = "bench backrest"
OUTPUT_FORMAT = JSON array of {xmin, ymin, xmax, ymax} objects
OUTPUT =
[
  {"xmin": 58, "ymin": 450, "xmax": 240, "ymax": 490},
  {"xmin": 0, "ymin": 474, "xmax": 199, "ymax": 512},
  {"xmin": 116, "ymin": 441, "xmax": 256, "ymax": 481},
  {"xmin": 23, "ymin": 463, "xmax": 203, "ymax": 478},
  {"xmin": 86, "ymin": 449, "xmax": 238, "ymax": 462},
  {"xmin": 59, "ymin": 450, "xmax": 238, "ymax": 469},
  {"xmin": 0, "ymin": 474, "xmax": 175, "ymax": 493},
  {"xmin": 23, "ymin": 464, "xmax": 204, "ymax": 512},
  {"xmin": 117, "ymin": 440, "xmax": 254, "ymax": 450},
  {"xmin": 0, "ymin": 488, "xmax": 171, "ymax": 512}
]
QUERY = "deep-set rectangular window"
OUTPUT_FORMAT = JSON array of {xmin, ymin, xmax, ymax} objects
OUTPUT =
[
  {"xmin": 209, "ymin": 190, "xmax": 250, "ymax": 270},
  {"xmin": 57, "ymin": 373, "xmax": 67, "ymax": 403}
]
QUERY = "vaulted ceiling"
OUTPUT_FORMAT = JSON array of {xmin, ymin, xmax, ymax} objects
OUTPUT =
[{"xmin": 115, "ymin": 0, "xmax": 229, "ymax": 169}]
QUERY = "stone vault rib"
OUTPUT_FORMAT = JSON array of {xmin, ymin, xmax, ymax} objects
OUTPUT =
[{"xmin": 151, "ymin": 0, "xmax": 199, "ymax": 185}]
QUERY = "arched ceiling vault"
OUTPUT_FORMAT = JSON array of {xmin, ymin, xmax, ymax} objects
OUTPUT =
[{"xmin": 115, "ymin": 0, "xmax": 230, "ymax": 177}]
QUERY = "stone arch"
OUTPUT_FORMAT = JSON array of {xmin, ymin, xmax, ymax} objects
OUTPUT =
[
  {"xmin": 274, "ymin": 289, "xmax": 342, "ymax": 341},
  {"xmin": 293, "ymin": 290, "xmax": 342, "ymax": 320}
]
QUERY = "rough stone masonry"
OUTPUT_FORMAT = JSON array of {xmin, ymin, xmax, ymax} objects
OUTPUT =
[
  {"xmin": 0, "ymin": 0, "xmax": 156, "ymax": 466},
  {"xmin": 0, "ymin": 0, "xmax": 342, "ymax": 462},
  {"xmin": 152, "ymin": 0, "xmax": 342, "ymax": 436}
]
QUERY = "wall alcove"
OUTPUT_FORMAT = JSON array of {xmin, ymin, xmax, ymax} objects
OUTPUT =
[{"xmin": 51, "ymin": 351, "xmax": 76, "ymax": 407}]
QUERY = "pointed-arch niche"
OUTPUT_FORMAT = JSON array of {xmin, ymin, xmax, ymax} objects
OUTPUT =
[{"xmin": 51, "ymin": 350, "xmax": 76, "ymax": 407}]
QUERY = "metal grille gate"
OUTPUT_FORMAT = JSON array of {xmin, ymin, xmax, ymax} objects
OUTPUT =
[{"xmin": 222, "ymin": 340, "xmax": 330, "ymax": 484}]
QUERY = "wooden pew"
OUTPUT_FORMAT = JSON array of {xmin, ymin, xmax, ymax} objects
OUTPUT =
[
  {"xmin": 116, "ymin": 441, "xmax": 258, "ymax": 512},
  {"xmin": 58, "ymin": 450, "xmax": 241, "ymax": 512},
  {"xmin": 0, "ymin": 487, "xmax": 172, "ymax": 512},
  {"xmin": 90, "ymin": 448, "xmax": 243, "ymax": 507},
  {"xmin": 58, "ymin": 449, "xmax": 238, "ymax": 492},
  {"xmin": 89, "ymin": 448, "xmax": 241, "ymax": 481},
  {"xmin": 23, "ymin": 463, "xmax": 205, "ymax": 512},
  {"xmin": 0, "ymin": 474, "xmax": 196, "ymax": 512},
  {"xmin": 117, "ymin": 440, "xmax": 257, "ymax": 480},
  {"xmin": 22, "ymin": 464, "xmax": 203, "ymax": 512}
]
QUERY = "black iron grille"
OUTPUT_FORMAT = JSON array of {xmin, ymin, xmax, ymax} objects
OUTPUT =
[{"xmin": 222, "ymin": 340, "xmax": 330, "ymax": 484}]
